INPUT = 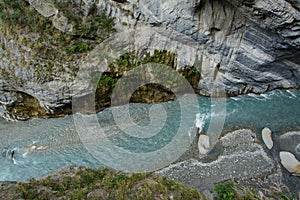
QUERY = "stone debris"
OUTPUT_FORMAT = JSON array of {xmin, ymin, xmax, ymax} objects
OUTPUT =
[{"xmin": 262, "ymin": 127, "xmax": 273, "ymax": 149}]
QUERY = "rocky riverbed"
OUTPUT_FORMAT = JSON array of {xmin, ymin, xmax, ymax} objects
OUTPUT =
[
  {"xmin": 159, "ymin": 128, "xmax": 300, "ymax": 199},
  {"xmin": 0, "ymin": 128, "xmax": 299, "ymax": 199}
]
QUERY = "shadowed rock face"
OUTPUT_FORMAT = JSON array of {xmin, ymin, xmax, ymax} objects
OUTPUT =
[{"xmin": 0, "ymin": 0, "xmax": 299, "ymax": 119}]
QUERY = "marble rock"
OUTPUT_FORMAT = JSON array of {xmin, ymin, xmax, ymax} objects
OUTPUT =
[
  {"xmin": 262, "ymin": 127, "xmax": 273, "ymax": 149},
  {"xmin": 279, "ymin": 151, "xmax": 300, "ymax": 174},
  {"xmin": 198, "ymin": 134, "xmax": 210, "ymax": 155}
]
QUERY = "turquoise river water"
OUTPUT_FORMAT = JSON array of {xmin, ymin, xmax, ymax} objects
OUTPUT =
[{"xmin": 0, "ymin": 89, "xmax": 299, "ymax": 181}]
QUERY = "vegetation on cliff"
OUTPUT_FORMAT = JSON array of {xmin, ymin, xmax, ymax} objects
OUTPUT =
[
  {"xmin": 0, "ymin": 0, "xmax": 115, "ymax": 81},
  {"xmin": 0, "ymin": 167, "xmax": 295, "ymax": 200},
  {"xmin": 0, "ymin": 0, "xmax": 203, "ymax": 120},
  {"xmin": 92, "ymin": 49, "xmax": 200, "ymax": 110},
  {"xmin": 11, "ymin": 167, "xmax": 204, "ymax": 199}
]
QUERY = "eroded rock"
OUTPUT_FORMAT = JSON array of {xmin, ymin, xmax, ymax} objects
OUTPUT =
[{"xmin": 278, "ymin": 131, "xmax": 300, "ymax": 161}]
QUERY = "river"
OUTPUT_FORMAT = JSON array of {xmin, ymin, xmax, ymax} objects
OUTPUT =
[{"xmin": 0, "ymin": 89, "xmax": 299, "ymax": 182}]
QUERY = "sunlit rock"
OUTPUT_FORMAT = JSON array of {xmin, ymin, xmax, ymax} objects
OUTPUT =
[
  {"xmin": 279, "ymin": 151, "xmax": 300, "ymax": 174},
  {"xmin": 262, "ymin": 127, "xmax": 273, "ymax": 149},
  {"xmin": 198, "ymin": 134, "xmax": 210, "ymax": 155}
]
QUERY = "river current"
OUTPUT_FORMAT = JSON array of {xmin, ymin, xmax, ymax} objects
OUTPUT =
[{"xmin": 0, "ymin": 89, "xmax": 299, "ymax": 181}]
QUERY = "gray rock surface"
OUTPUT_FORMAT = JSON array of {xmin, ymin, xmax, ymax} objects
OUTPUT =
[
  {"xmin": 0, "ymin": 0, "xmax": 300, "ymax": 119},
  {"xmin": 104, "ymin": 0, "xmax": 300, "ymax": 96},
  {"xmin": 276, "ymin": 131, "xmax": 300, "ymax": 164},
  {"xmin": 268, "ymin": 131, "xmax": 300, "ymax": 197}
]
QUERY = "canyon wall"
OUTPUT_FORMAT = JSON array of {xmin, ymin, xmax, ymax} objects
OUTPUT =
[{"xmin": 0, "ymin": 0, "xmax": 299, "ymax": 119}]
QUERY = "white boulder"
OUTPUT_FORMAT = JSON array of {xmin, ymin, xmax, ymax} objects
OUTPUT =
[
  {"xmin": 198, "ymin": 134, "xmax": 210, "ymax": 155},
  {"xmin": 262, "ymin": 127, "xmax": 273, "ymax": 149},
  {"xmin": 279, "ymin": 151, "xmax": 300, "ymax": 174}
]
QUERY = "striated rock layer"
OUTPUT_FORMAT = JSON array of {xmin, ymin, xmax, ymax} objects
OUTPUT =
[{"xmin": 0, "ymin": 0, "xmax": 299, "ymax": 119}]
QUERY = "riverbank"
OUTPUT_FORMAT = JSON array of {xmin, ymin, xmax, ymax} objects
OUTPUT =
[
  {"xmin": 1, "ymin": 90, "xmax": 299, "ymax": 186},
  {"xmin": 0, "ymin": 166, "xmax": 295, "ymax": 200},
  {"xmin": 159, "ymin": 128, "xmax": 300, "ymax": 199},
  {"xmin": 0, "ymin": 128, "xmax": 299, "ymax": 199}
]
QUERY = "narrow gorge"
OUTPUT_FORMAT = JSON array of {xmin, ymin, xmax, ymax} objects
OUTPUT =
[{"xmin": 0, "ymin": 0, "xmax": 300, "ymax": 199}]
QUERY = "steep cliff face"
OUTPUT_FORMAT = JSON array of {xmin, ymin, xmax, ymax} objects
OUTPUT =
[
  {"xmin": 110, "ymin": 0, "xmax": 300, "ymax": 95},
  {"xmin": 0, "ymin": 0, "xmax": 299, "ymax": 120}
]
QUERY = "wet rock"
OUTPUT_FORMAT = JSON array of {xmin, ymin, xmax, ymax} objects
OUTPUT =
[
  {"xmin": 274, "ymin": 131, "xmax": 300, "ymax": 196},
  {"xmin": 279, "ymin": 151, "xmax": 300, "ymax": 174},
  {"xmin": 262, "ymin": 127, "xmax": 273, "ymax": 149},
  {"xmin": 5, "ymin": 91, "xmax": 46, "ymax": 120},
  {"xmin": 220, "ymin": 129, "xmax": 256, "ymax": 148}
]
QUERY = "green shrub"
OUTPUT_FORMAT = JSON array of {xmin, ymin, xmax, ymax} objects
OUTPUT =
[{"xmin": 214, "ymin": 182, "xmax": 237, "ymax": 200}]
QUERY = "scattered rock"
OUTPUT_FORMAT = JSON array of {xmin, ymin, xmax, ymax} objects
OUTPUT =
[
  {"xmin": 220, "ymin": 129, "xmax": 256, "ymax": 148},
  {"xmin": 198, "ymin": 134, "xmax": 210, "ymax": 155},
  {"xmin": 279, "ymin": 151, "xmax": 300, "ymax": 174},
  {"xmin": 262, "ymin": 127, "xmax": 273, "ymax": 149},
  {"xmin": 158, "ymin": 129, "xmax": 278, "ymax": 193}
]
